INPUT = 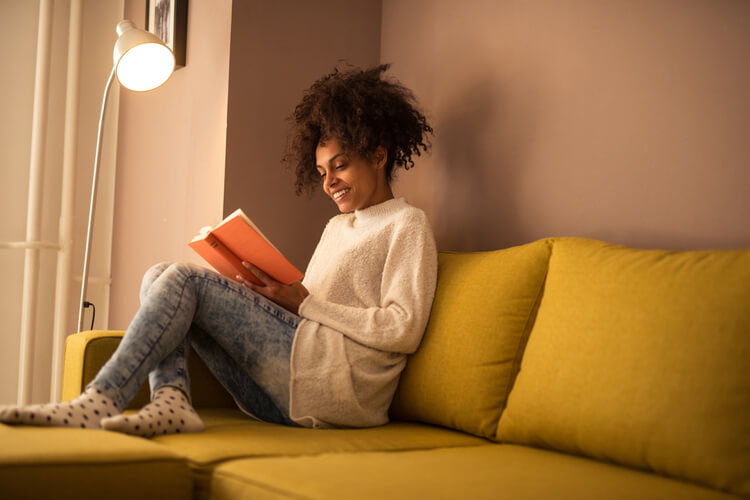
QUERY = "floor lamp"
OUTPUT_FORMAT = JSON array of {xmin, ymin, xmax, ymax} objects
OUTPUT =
[{"xmin": 77, "ymin": 20, "xmax": 175, "ymax": 332}]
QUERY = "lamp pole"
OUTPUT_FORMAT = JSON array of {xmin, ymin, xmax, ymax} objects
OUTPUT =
[
  {"xmin": 76, "ymin": 20, "xmax": 174, "ymax": 332},
  {"xmin": 77, "ymin": 66, "xmax": 116, "ymax": 332}
]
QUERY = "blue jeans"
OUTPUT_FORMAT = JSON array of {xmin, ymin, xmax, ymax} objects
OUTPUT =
[{"xmin": 89, "ymin": 262, "xmax": 300, "ymax": 426}]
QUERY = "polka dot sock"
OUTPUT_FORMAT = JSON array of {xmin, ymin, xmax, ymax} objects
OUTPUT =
[
  {"xmin": 0, "ymin": 387, "xmax": 120, "ymax": 429},
  {"xmin": 100, "ymin": 386, "xmax": 204, "ymax": 438}
]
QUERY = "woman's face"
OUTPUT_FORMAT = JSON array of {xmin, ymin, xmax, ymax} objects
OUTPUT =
[{"xmin": 315, "ymin": 137, "xmax": 393, "ymax": 213}]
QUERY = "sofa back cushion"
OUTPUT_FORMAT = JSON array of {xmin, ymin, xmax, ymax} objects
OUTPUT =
[
  {"xmin": 496, "ymin": 238, "xmax": 750, "ymax": 497},
  {"xmin": 390, "ymin": 239, "xmax": 551, "ymax": 438}
]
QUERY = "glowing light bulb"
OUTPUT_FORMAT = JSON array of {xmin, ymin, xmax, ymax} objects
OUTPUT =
[{"xmin": 116, "ymin": 42, "xmax": 175, "ymax": 91}]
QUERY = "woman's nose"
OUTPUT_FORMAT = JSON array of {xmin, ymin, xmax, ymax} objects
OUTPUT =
[{"xmin": 324, "ymin": 172, "xmax": 337, "ymax": 190}]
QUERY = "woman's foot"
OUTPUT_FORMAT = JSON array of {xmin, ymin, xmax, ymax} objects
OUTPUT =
[
  {"xmin": 100, "ymin": 386, "xmax": 204, "ymax": 437},
  {"xmin": 0, "ymin": 387, "xmax": 120, "ymax": 429}
]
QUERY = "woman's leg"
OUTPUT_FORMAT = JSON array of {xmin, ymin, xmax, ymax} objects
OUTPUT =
[
  {"xmin": 138, "ymin": 263, "xmax": 196, "ymax": 400},
  {"xmin": 89, "ymin": 262, "xmax": 204, "ymax": 409},
  {"xmin": 146, "ymin": 263, "xmax": 299, "ymax": 425},
  {"xmin": 0, "ymin": 262, "xmax": 195, "ymax": 430},
  {"xmin": 1, "ymin": 262, "xmax": 299, "ymax": 432},
  {"xmin": 100, "ymin": 262, "xmax": 300, "ymax": 434},
  {"xmin": 95, "ymin": 262, "xmax": 202, "ymax": 436},
  {"xmin": 189, "ymin": 307, "xmax": 298, "ymax": 426}
]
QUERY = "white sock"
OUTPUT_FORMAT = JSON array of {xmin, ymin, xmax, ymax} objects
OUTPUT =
[
  {"xmin": 100, "ymin": 386, "xmax": 204, "ymax": 438},
  {"xmin": 0, "ymin": 387, "xmax": 120, "ymax": 429}
]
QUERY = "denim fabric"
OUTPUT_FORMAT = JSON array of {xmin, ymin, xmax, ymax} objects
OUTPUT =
[{"xmin": 89, "ymin": 262, "xmax": 300, "ymax": 426}]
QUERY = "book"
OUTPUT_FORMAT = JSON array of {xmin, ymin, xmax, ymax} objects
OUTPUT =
[{"xmin": 189, "ymin": 208, "xmax": 304, "ymax": 286}]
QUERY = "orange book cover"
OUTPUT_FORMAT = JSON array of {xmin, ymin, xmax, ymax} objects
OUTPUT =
[{"xmin": 188, "ymin": 209, "xmax": 304, "ymax": 286}]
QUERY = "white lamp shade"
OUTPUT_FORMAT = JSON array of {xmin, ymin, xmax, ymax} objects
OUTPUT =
[{"xmin": 113, "ymin": 20, "xmax": 175, "ymax": 92}]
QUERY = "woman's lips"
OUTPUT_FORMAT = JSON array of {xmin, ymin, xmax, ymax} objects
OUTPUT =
[{"xmin": 332, "ymin": 187, "xmax": 350, "ymax": 202}]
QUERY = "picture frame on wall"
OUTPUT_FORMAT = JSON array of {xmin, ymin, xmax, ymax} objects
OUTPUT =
[{"xmin": 146, "ymin": 0, "xmax": 188, "ymax": 68}]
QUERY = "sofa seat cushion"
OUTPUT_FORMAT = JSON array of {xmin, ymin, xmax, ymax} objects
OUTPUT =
[
  {"xmin": 497, "ymin": 238, "xmax": 750, "ymax": 497},
  {"xmin": 0, "ymin": 423, "xmax": 192, "ymax": 500},
  {"xmin": 157, "ymin": 409, "xmax": 489, "ymax": 464},
  {"xmin": 390, "ymin": 240, "xmax": 551, "ymax": 438},
  {"xmin": 155, "ymin": 409, "xmax": 490, "ymax": 497},
  {"xmin": 209, "ymin": 444, "xmax": 736, "ymax": 500}
]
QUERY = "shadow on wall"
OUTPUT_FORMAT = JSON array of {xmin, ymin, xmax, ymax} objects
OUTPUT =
[{"xmin": 433, "ymin": 75, "xmax": 541, "ymax": 252}]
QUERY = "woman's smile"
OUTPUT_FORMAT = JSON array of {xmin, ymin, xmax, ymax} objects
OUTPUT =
[{"xmin": 332, "ymin": 187, "xmax": 350, "ymax": 201}]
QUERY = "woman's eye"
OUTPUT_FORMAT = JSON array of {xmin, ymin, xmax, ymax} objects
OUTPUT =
[{"xmin": 335, "ymin": 163, "xmax": 347, "ymax": 170}]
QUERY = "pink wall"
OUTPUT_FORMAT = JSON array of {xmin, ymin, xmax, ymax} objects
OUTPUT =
[
  {"xmin": 109, "ymin": 0, "xmax": 232, "ymax": 329},
  {"xmin": 110, "ymin": 1, "xmax": 381, "ymax": 328},
  {"xmin": 382, "ymin": 0, "xmax": 750, "ymax": 251},
  {"xmin": 223, "ymin": 0, "xmax": 381, "ymax": 271},
  {"xmin": 110, "ymin": 0, "xmax": 750, "ymax": 330}
]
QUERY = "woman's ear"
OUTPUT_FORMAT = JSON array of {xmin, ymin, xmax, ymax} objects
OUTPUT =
[{"xmin": 375, "ymin": 146, "xmax": 387, "ymax": 169}]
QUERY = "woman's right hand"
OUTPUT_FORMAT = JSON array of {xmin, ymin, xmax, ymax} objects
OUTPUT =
[{"xmin": 237, "ymin": 262, "xmax": 309, "ymax": 314}]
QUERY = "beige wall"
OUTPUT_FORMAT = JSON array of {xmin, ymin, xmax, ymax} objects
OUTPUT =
[
  {"xmin": 1, "ymin": 0, "xmax": 123, "ymax": 404},
  {"xmin": 109, "ymin": 0, "xmax": 232, "ymax": 328},
  {"xmin": 0, "ymin": 0, "xmax": 39, "ymax": 405},
  {"xmin": 382, "ymin": 0, "xmax": 750, "ymax": 251},
  {"xmin": 223, "ymin": 0, "xmax": 382, "ymax": 271}
]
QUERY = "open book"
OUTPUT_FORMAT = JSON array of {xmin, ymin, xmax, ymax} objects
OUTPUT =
[{"xmin": 189, "ymin": 208, "xmax": 304, "ymax": 286}]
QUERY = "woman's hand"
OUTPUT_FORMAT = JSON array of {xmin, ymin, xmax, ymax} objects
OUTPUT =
[{"xmin": 237, "ymin": 262, "xmax": 309, "ymax": 314}]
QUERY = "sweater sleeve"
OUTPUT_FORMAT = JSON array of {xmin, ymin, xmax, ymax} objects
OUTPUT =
[{"xmin": 298, "ymin": 215, "xmax": 437, "ymax": 354}]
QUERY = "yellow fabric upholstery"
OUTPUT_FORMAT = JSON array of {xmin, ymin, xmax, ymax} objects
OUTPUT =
[
  {"xmin": 210, "ymin": 444, "xmax": 736, "ymax": 500},
  {"xmin": 156, "ymin": 408, "xmax": 490, "ymax": 498},
  {"xmin": 41, "ymin": 237, "xmax": 747, "ymax": 500},
  {"xmin": 62, "ymin": 330, "xmax": 150, "ymax": 407},
  {"xmin": 62, "ymin": 330, "xmax": 236, "ymax": 409},
  {"xmin": 390, "ymin": 240, "xmax": 551, "ymax": 438},
  {"xmin": 497, "ymin": 238, "xmax": 750, "ymax": 497},
  {"xmin": 0, "ymin": 424, "xmax": 192, "ymax": 500},
  {"xmin": 155, "ymin": 409, "xmax": 488, "ymax": 466}
]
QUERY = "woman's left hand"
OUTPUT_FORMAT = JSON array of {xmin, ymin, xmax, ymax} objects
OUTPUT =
[{"xmin": 237, "ymin": 262, "xmax": 309, "ymax": 314}]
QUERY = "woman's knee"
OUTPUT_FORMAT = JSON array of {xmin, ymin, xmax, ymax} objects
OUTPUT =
[
  {"xmin": 140, "ymin": 262, "xmax": 221, "ymax": 304},
  {"xmin": 167, "ymin": 262, "xmax": 207, "ymax": 279},
  {"xmin": 155, "ymin": 263, "xmax": 212, "ymax": 290},
  {"xmin": 139, "ymin": 262, "xmax": 173, "ymax": 302}
]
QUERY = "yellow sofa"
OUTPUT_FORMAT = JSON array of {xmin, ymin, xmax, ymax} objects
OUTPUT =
[{"xmin": 2, "ymin": 237, "xmax": 748, "ymax": 499}]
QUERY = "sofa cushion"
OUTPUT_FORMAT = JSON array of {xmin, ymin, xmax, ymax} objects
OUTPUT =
[
  {"xmin": 390, "ymin": 240, "xmax": 551, "ymax": 438},
  {"xmin": 157, "ymin": 410, "xmax": 488, "ymax": 465},
  {"xmin": 210, "ymin": 444, "xmax": 736, "ymax": 500},
  {"xmin": 497, "ymin": 238, "xmax": 750, "ymax": 497},
  {"xmin": 0, "ymin": 424, "xmax": 192, "ymax": 500},
  {"xmin": 155, "ymin": 408, "xmax": 490, "ymax": 497}
]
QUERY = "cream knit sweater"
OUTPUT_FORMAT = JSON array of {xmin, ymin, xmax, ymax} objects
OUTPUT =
[{"xmin": 290, "ymin": 198, "xmax": 437, "ymax": 428}]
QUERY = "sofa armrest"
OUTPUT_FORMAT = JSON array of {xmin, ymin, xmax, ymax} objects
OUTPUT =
[
  {"xmin": 62, "ymin": 330, "xmax": 129, "ymax": 402},
  {"xmin": 62, "ymin": 330, "xmax": 236, "ymax": 409}
]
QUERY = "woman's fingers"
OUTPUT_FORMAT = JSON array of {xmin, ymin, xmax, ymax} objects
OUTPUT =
[
  {"xmin": 235, "ymin": 274, "xmax": 256, "ymax": 288},
  {"xmin": 236, "ymin": 263, "xmax": 309, "ymax": 314},
  {"xmin": 241, "ymin": 261, "xmax": 271, "ymax": 285}
]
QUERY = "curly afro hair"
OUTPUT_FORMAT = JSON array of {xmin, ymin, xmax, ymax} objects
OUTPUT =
[{"xmin": 285, "ymin": 64, "xmax": 433, "ymax": 195}]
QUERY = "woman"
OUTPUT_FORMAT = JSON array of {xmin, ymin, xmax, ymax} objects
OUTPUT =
[{"xmin": 0, "ymin": 64, "xmax": 437, "ymax": 434}]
